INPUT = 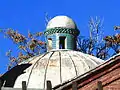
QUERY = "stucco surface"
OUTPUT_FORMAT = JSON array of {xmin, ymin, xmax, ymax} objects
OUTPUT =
[
  {"xmin": 14, "ymin": 50, "xmax": 104, "ymax": 89},
  {"xmin": 46, "ymin": 16, "xmax": 77, "ymax": 29}
]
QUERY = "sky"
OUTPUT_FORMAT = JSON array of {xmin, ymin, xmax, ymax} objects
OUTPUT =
[{"xmin": 0, "ymin": 0, "xmax": 120, "ymax": 74}]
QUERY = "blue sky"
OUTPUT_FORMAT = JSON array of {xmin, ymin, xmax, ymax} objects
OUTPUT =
[{"xmin": 0, "ymin": 0, "xmax": 120, "ymax": 74}]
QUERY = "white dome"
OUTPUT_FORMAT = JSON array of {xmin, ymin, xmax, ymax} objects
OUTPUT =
[
  {"xmin": 14, "ymin": 50, "xmax": 104, "ymax": 89},
  {"xmin": 46, "ymin": 16, "xmax": 77, "ymax": 29}
]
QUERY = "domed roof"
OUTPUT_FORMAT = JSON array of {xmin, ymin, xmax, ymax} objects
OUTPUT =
[
  {"xmin": 46, "ymin": 16, "xmax": 77, "ymax": 29},
  {"xmin": 14, "ymin": 50, "xmax": 104, "ymax": 89}
]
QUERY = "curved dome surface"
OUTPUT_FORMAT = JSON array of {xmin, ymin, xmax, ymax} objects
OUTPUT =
[
  {"xmin": 46, "ymin": 16, "xmax": 77, "ymax": 29},
  {"xmin": 14, "ymin": 50, "xmax": 104, "ymax": 89}
]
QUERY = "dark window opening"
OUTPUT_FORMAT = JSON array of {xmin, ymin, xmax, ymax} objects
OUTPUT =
[
  {"xmin": 59, "ymin": 37, "xmax": 66, "ymax": 49},
  {"xmin": 48, "ymin": 38, "xmax": 52, "ymax": 40}
]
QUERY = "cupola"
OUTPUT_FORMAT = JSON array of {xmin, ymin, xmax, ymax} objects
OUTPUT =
[{"xmin": 44, "ymin": 16, "xmax": 80, "ymax": 51}]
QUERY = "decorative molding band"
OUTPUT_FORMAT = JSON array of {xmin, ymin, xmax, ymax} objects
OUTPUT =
[{"xmin": 44, "ymin": 27, "xmax": 80, "ymax": 36}]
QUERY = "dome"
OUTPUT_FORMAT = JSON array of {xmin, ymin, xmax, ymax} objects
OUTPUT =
[
  {"xmin": 44, "ymin": 16, "xmax": 80, "ymax": 36},
  {"xmin": 14, "ymin": 50, "xmax": 104, "ymax": 89},
  {"xmin": 46, "ymin": 16, "xmax": 77, "ymax": 29}
]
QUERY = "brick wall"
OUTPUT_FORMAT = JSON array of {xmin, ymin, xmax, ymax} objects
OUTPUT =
[{"xmin": 79, "ymin": 64, "xmax": 120, "ymax": 90}]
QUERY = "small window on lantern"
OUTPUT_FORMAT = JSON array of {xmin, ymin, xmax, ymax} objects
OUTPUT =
[
  {"xmin": 48, "ymin": 38, "xmax": 52, "ymax": 50},
  {"xmin": 59, "ymin": 36, "xmax": 66, "ymax": 49}
]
